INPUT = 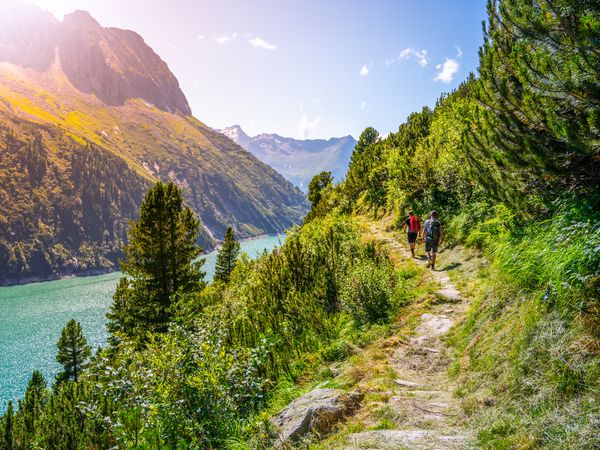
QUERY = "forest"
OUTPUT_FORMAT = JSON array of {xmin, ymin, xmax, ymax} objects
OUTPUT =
[{"xmin": 1, "ymin": 0, "xmax": 598, "ymax": 448}]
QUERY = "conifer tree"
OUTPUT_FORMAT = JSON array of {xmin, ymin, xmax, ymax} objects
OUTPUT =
[
  {"xmin": 345, "ymin": 127, "xmax": 380, "ymax": 200},
  {"xmin": 3, "ymin": 401, "xmax": 13, "ymax": 450},
  {"xmin": 107, "ymin": 181, "xmax": 206, "ymax": 339},
  {"xmin": 466, "ymin": 0, "xmax": 600, "ymax": 205},
  {"xmin": 305, "ymin": 171, "xmax": 333, "ymax": 222},
  {"xmin": 214, "ymin": 226, "xmax": 240, "ymax": 283},
  {"xmin": 55, "ymin": 320, "xmax": 91, "ymax": 383},
  {"xmin": 22, "ymin": 371, "xmax": 47, "ymax": 434}
]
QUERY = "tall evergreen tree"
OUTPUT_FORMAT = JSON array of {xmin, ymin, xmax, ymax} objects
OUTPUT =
[
  {"xmin": 214, "ymin": 227, "xmax": 240, "ymax": 283},
  {"xmin": 3, "ymin": 401, "xmax": 13, "ymax": 450},
  {"xmin": 107, "ymin": 181, "xmax": 206, "ymax": 339},
  {"xmin": 305, "ymin": 171, "xmax": 333, "ymax": 222},
  {"xmin": 466, "ymin": 0, "xmax": 600, "ymax": 206},
  {"xmin": 55, "ymin": 319, "xmax": 91, "ymax": 384},
  {"xmin": 308, "ymin": 171, "xmax": 333, "ymax": 208},
  {"xmin": 345, "ymin": 127, "xmax": 380, "ymax": 200},
  {"xmin": 22, "ymin": 371, "xmax": 47, "ymax": 434}
]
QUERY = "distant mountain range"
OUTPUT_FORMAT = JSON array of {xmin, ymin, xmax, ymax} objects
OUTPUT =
[
  {"xmin": 219, "ymin": 125, "xmax": 356, "ymax": 191},
  {"xmin": 0, "ymin": 2, "xmax": 307, "ymax": 284}
]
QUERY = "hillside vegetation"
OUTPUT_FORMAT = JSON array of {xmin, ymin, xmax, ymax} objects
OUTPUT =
[{"xmin": 0, "ymin": 0, "xmax": 598, "ymax": 449}]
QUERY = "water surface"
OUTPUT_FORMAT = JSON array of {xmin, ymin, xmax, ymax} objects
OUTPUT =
[{"xmin": 0, "ymin": 235, "xmax": 284, "ymax": 409}]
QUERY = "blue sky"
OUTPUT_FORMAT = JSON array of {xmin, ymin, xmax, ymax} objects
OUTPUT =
[{"xmin": 28, "ymin": 0, "xmax": 487, "ymax": 139}]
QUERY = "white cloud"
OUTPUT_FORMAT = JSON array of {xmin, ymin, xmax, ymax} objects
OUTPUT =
[
  {"xmin": 415, "ymin": 50, "xmax": 428, "ymax": 67},
  {"xmin": 433, "ymin": 58, "xmax": 459, "ymax": 84},
  {"xmin": 433, "ymin": 46, "xmax": 463, "ymax": 84},
  {"xmin": 214, "ymin": 33, "xmax": 236, "ymax": 44},
  {"xmin": 359, "ymin": 64, "xmax": 369, "ymax": 77},
  {"xmin": 361, "ymin": 100, "xmax": 367, "ymax": 110},
  {"xmin": 249, "ymin": 36, "xmax": 277, "ymax": 50},
  {"xmin": 395, "ymin": 47, "xmax": 428, "ymax": 68},
  {"xmin": 398, "ymin": 48, "xmax": 413, "ymax": 59},
  {"xmin": 165, "ymin": 42, "xmax": 179, "ymax": 49},
  {"xmin": 197, "ymin": 34, "xmax": 206, "ymax": 40},
  {"xmin": 298, "ymin": 113, "xmax": 321, "ymax": 138}
]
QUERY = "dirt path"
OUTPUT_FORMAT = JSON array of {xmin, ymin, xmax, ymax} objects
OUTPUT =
[{"xmin": 343, "ymin": 220, "xmax": 474, "ymax": 449}]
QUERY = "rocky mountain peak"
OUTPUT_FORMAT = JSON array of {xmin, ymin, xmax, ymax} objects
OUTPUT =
[
  {"xmin": 63, "ymin": 9, "xmax": 101, "ymax": 28},
  {"xmin": 220, "ymin": 125, "xmax": 252, "ymax": 148},
  {"xmin": 0, "ymin": 2, "xmax": 191, "ymax": 115}
]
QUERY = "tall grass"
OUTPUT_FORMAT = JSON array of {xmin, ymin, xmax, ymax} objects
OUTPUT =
[{"xmin": 446, "ymin": 196, "xmax": 600, "ymax": 449}]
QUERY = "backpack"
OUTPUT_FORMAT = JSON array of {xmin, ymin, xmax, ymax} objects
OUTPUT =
[
  {"xmin": 409, "ymin": 216, "xmax": 420, "ymax": 233},
  {"xmin": 426, "ymin": 219, "xmax": 441, "ymax": 241}
]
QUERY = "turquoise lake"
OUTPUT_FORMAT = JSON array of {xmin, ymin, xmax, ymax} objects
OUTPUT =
[{"xmin": 0, "ymin": 234, "xmax": 284, "ymax": 410}]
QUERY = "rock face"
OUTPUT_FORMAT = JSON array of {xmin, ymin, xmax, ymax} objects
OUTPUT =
[
  {"xmin": 0, "ymin": 2, "xmax": 191, "ymax": 115},
  {"xmin": 219, "ymin": 125, "xmax": 357, "ymax": 191},
  {"xmin": 59, "ymin": 11, "xmax": 191, "ymax": 114},
  {"xmin": 272, "ymin": 388, "xmax": 363, "ymax": 444}
]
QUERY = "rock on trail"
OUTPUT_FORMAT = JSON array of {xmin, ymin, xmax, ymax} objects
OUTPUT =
[{"xmin": 272, "ymin": 388, "xmax": 363, "ymax": 444}]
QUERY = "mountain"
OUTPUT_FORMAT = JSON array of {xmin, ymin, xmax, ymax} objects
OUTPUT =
[
  {"xmin": 219, "ymin": 125, "xmax": 356, "ymax": 191},
  {"xmin": 0, "ymin": 2, "xmax": 307, "ymax": 284}
]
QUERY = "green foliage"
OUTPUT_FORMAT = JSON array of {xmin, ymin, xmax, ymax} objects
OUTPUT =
[
  {"xmin": 308, "ymin": 171, "xmax": 333, "ymax": 207},
  {"xmin": 101, "ymin": 325, "xmax": 269, "ymax": 448},
  {"xmin": 446, "ymin": 194, "xmax": 600, "ymax": 448},
  {"xmin": 21, "ymin": 371, "xmax": 47, "ymax": 437},
  {"xmin": 340, "ymin": 260, "xmax": 396, "ymax": 326},
  {"xmin": 0, "ymin": 126, "xmax": 151, "ymax": 283},
  {"xmin": 107, "ymin": 181, "xmax": 206, "ymax": 340},
  {"xmin": 2, "ymin": 401, "xmax": 13, "ymax": 450},
  {"xmin": 305, "ymin": 171, "xmax": 334, "ymax": 223},
  {"xmin": 450, "ymin": 196, "xmax": 600, "ymax": 313},
  {"xmin": 340, "ymin": 83, "xmax": 479, "ymax": 219},
  {"xmin": 465, "ymin": 0, "xmax": 600, "ymax": 207},
  {"xmin": 55, "ymin": 319, "xmax": 91, "ymax": 384},
  {"xmin": 345, "ymin": 127, "xmax": 382, "ymax": 204},
  {"xmin": 215, "ymin": 226, "xmax": 241, "ymax": 283}
]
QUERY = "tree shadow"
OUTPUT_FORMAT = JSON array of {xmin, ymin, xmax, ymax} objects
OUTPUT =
[{"xmin": 441, "ymin": 262, "xmax": 462, "ymax": 271}]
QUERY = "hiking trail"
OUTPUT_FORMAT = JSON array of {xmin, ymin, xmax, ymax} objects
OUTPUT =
[{"xmin": 341, "ymin": 218, "xmax": 474, "ymax": 449}]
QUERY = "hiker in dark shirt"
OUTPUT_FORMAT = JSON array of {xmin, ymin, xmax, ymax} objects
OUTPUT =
[
  {"xmin": 402, "ymin": 210, "xmax": 420, "ymax": 257},
  {"xmin": 422, "ymin": 210, "xmax": 442, "ymax": 269}
]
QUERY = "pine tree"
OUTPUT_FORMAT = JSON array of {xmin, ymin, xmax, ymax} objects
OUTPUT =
[
  {"xmin": 466, "ymin": 0, "xmax": 600, "ymax": 206},
  {"xmin": 55, "ymin": 319, "xmax": 91, "ymax": 383},
  {"xmin": 107, "ymin": 181, "xmax": 206, "ymax": 339},
  {"xmin": 305, "ymin": 171, "xmax": 333, "ymax": 222},
  {"xmin": 23, "ymin": 370, "xmax": 47, "ymax": 434},
  {"xmin": 214, "ymin": 227, "xmax": 240, "ymax": 283},
  {"xmin": 345, "ymin": 127, "xmax": 380, "ymax": 200},
  {"xmin": 4, "ymin": 401, "xmax": 14, "ymax": 450}
]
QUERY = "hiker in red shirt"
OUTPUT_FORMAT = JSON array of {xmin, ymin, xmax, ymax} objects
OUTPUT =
[{"xmin": 402, "ymin": 210, "xmax": 420, "ymax": 257}]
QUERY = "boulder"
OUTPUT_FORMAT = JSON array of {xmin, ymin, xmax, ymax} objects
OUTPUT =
[{"xmin": 272, "ymin": 388, "xmax": 363, "ymax": 444}]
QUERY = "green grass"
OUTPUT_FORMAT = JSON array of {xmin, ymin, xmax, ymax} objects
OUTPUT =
[{"xmin": 444, "ymin": 198, "xmax": 600, "ymax": 449}]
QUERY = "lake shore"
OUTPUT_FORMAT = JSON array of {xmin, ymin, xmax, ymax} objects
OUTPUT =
[
  {"xmin": 0, "ymin": 233, "xmax": 286, "ymax": 287},
  {"xmin": 0, "ymin": 267, "xmax": 115, "ymax": 287}
]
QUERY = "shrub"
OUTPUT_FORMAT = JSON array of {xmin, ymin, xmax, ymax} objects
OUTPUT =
[{"xmin": 341, "ymin": 260, "xmax": 395, "ymax": 326}]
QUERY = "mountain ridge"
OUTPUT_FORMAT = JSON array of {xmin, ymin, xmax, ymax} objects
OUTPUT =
[{"xmin": 219, "ymin": 125, "xmax": 356, "ymax": 191}]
